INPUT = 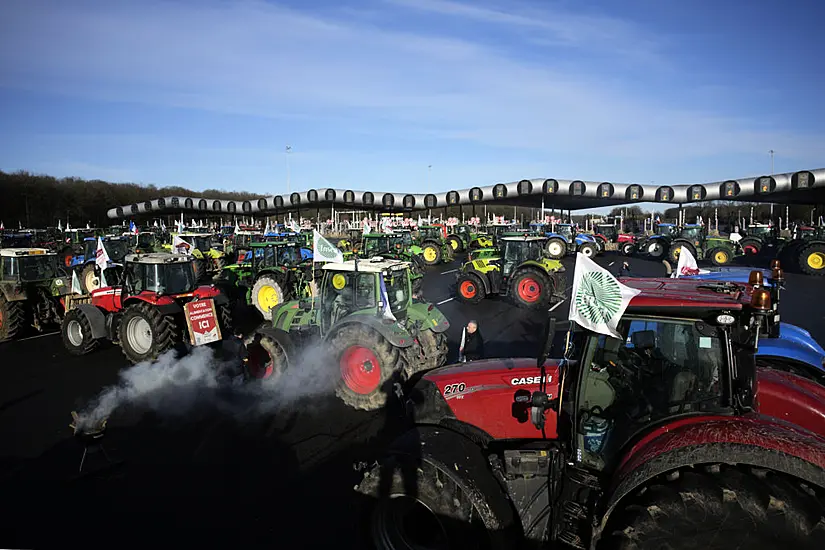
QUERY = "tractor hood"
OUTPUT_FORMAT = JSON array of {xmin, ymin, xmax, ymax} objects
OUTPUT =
[{"xmin": 412, "ymin": 357, "xmax": 563, "ymax": 440}]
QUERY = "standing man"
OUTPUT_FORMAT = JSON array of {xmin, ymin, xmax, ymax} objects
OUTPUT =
[{"xmin": 459, "ymin": 320, "xmax": 485, "ymax": 362}]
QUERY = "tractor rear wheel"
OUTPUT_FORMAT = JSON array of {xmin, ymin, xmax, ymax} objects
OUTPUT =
[
  {"xmin": 447, "ymin": 235, "xmax": 463, "ymax": 253},
  {"xmin": 0, "ymin": 295, "xmax": 25, "ymax": 342},
  {"xmin": 193, "ymin": 258, "xmax": 208, "ymax": 283},
  {"xmin": 456, "ymin": 273, "xmax": 485, "ymax": 304},
  {"xmin": 329, "ymin": 324, "xmax": 403, "ymax": 411},
  {"xmin": 579, "ymin": 242, "xmax": 597, "ymax": 258},
  {"xmin": 648, "ymin": 240, "xmax": 667, "ymax": 260},
  {"xmin": 251, "ymin": 275, "xmax": 285, "ymax": 320},
  {"xmin": 117, "ymin": 302, "xmax": 179, "ymax": 364},
  {"xmin": 218, "ymin": 302, "xmax": 234, "ymax": 335},
  {"xmin": 61, "ymin": 308, "xmax": 99, "ymax": 355},
  {"xmin": 799, "ymin": 243, "xmax": 825, "ymax": 276},
  {"xmin": 80, "ymin": 264, "xmax": 99, "ymax": 293},
  {"xmin": 668, "ymin": 242, "xmax": 696, "ymax": 264},
  {"xmin": 408, "ymin": 329, "xmax": 448, "ymax": 377},
  {"xmin": 621, "ymin": 242, "xmax": 636, "ymax": 256},
  {"xmin": 245, "ymin": 327, "xmax": 290, "ymax": 382},
  {"xmin": 740, "ymin": 237, "xmax": 762, "ymax": 256},
  {"xmin": 511, "ymin": 267, "xmax": 552, "ymax": 309},
  {"xmin": 546, "ymin": 238, "xmax": 566, "ymax": 259},
  {"xmin": 709, "ymin": 247, "xmax": 732, "ymax": 266},
  {"xmin": 604, "ymin": 464, "xmax": 825, "ymax": 550},
  {"xmin": 421, "ymin": 242, "xmax": 442, "ymax": 266}
]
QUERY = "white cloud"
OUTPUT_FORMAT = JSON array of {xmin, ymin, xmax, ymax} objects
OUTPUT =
[{"xmin": 0, "ymin": 0, "xmax": 822, "ymax": 184}]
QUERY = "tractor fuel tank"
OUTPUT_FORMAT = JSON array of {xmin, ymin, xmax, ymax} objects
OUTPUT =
[{"xmin": 412, "ymin": 357, "xmax": 562, "ymax": 440}]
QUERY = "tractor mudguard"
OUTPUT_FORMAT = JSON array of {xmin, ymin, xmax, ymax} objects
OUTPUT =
[
  {"xmin": 0, "ymin": 283, "xmax": 26, "ymax": 302},
  {"xmin": 520, "ymin": 259, "xmax": 564, "ymax": 274},
  {"xmin": 271, "ymin": 300, "xmax": 305, "ymax": 331},
  {"xmin": 461, "ymin": 266, "xmax": 494, "ymax": 295},
  {"xmin": 779, "ymin": 322, "xmax": 825, "ymax": 358},
  {"xmin": 73, "ymin": 303, "xmax": 109, "ymax": 340},
  {"xmin": 406, "ymin": 302, "xmax": 450, "ymax": 334},
  {"xmin": 327, "ymin": 315, "xmax": 414, "ymax": 348},
  {"xmin": 122, "ymin": 295, "xmax": 182, "ymax": 316},
  {"xmin": 594, "ymin": 417, "xmax": 825, "ymax": 546},
  {"xmin": 758, "ymin": 337, "xmax": 825, "ymax": 371}
]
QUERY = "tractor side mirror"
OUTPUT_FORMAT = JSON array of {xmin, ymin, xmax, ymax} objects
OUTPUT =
[{"xmin": 537, "ymin": 316, "xmax": 557, "ymax": 369}]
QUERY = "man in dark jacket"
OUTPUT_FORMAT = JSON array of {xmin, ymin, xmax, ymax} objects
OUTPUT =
[{"xmin": 460, "ymin": 320, "xmax": 484, "ymax": 362}]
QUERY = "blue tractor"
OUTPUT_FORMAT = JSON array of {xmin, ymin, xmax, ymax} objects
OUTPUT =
[
  {"xmin": 635, "ymin": 222, "xmax": 681, "ymax": 260},
  {"xmin": 68, "ymin": 236, "xmax": 131, "ymax": 293},
  {"xmin": 539, "ymin": 223, "xmax": 599, "ymax": 259},
  {"xmin": 263, "ymin": 231, "xmax": 313, "ymax": 261}
]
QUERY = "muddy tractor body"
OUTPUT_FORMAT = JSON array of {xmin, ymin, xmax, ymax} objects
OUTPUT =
[
  {"xmin": 540, "ymin": 223, "xmax": 600, "ymax": 259},
  {"xmin": 447, "ymin": 224, "xmax": 493, "ymax": 253},
  {"xmin": 456, "ymin": 236, "xmax": 566, "ymax": 309},
  {"xmin": 60, "ymin": 253, "xmax": 232, "ymax": 364},
  {"xmin": 356, "ymin": 274, "xmax": 825, "ymax": 550},
  {"xmin": 668, "ymin": 224, "xmax": 741, "ymax": 266},
  {"xmin": 0, "ymin": 248, "xmax": 73, "ymax": 341},
  {"xmin": 246, "ymin": 258, "xmax": 449, "ymax": 410},
  {"xmin": 415, "ymin": 225, "xmax": 455, "ymax": 266}
]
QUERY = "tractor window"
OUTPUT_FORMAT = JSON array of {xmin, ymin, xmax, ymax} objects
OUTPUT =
[
  {"xmin": 364, "ymin": 238, "xmax": 388, "ymax": 257},
  {"xmin": 680, "ymin": 227, "xmax": 702, "ymax": 240},
  {"xmin": 525, "ymin": 241, "xmax": 543, "ymax": 261},
  {"xmin": 158, "ymin": 262, "xmax": 196, "ymax": 295},
  {"xmin": 137, "ymin": 233, "xmax": 154, "ymax": 248},
  {"xmin": 191, "ymin": 237, "xmax": 210, "ymax": 252},
  {"xmin": 385, "ymin": 271, "xmax": 409, "ymax": 312},
  {"xmin": 126, "ymin": 262, "xmax": 145, "ymax": 293},
  {"xmin": 575, "ymin": 317, "xmax": 727, "ymax": 471},
  {"xmin": 355, "ymin": 273, "xmax": 377, "ymax": 309},
  {"xmin": 557, "ymin": 226, "xmax": 572, "ymax": 238},
  {"xmin": 18, "ymin": 256, "xmax": 57, "ymax": 282},
  {"xmin": 277, "ymin": 245, "xmax": 302, "ymax": 266},
  {"xmin": 504, "ymin": 242, "xmax": 522, "ymax": 264},
  {"xmin": 1, "ymin": 258, "xmax": 17, "ymax": 280},
  {"xmin": 104, "ymin": 240, "xmax": 128, "ymax": 262}
]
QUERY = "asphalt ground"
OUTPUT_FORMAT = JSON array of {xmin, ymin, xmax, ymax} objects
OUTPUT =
[{"xmin": 0, "ymin": 251, "xmax": 822, "ymax": 549}]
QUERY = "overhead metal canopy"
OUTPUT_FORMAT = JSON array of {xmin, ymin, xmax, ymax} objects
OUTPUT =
[{"xmin": 106, "ymin": 168, "xmax": 825, "ymax": 220}]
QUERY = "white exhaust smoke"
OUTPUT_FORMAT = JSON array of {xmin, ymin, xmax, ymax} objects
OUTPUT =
[{"xmin": 74, "ymin": 340, "xmax": 340, "ymax": 431}]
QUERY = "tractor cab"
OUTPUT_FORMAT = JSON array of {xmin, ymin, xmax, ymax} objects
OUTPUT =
[
  {"xmin": 501, "ymin": 237, "xmax": 546, "ymax": 277},
  {"xmin": 0, "ymin": 248, "xmax": 65, "ymax": 284},
  {"xmin": 654, "ymin": 222, "xmax": 679, "ymax": 237},
  {"xmin": 134, "ymin": 232, "xmax": 159, "ymax": 253},
  {"xmin": 177, "ymin": 233, "xmax": 212, "ymax": 253},
  {"xmin": 64, "ymin": 228, "xmax": 98, "ymax": 246},
  {"xmin": 391, "ymin": 230, "xmax": 415, "ymax": 247},
  {"xmin": 250, "ymin": 241, "xmax": 307, "ymax": 271},
  {"xmin": 362, "ymin": 234, "xmax": 405, "ymax": 257},
  {"xmin": 82, "ymin": 237, "xmax": 129, "ymax": 265},
  {"xmin": 122, "ymin": 253, "xmax": 198, "ymax": 297},
  {"xmin": 593, "ymin": 224, "xmax": 618, "ymax": 242},
  {"xmin": 677, "ymin": 224, "xmax": 705, "ymax": 246},
  {"xmin": 318, "ymin": 259, "xmax": 411, "ymax": 334},
  {"xmin": 232, "ymin": 231, "xmax": 263, "ymax": 249},
  {"xmin": 746, "ymin": 224, "xmax": 775, "ymax": 239},
  {"xmin": 417, "ymin": 225, "xmax": 446, "ymax": 242}
]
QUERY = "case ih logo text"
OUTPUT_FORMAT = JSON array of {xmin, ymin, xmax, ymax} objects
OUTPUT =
[{"xmin": 511, "ymin": 375, "xmax": 552, "ymax": 385}]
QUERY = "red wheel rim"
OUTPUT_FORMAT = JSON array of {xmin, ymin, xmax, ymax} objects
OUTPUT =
[
  {"xmin": 64, "ymin": 255, "xmax": 72, "ymax": 267},
  {"xmin": 246, "ymin": 343, "xmax": 273, "ymax": 379},
  {"xmin": 0, "ymin": 309, "xmax": 4, "ymax": 330},
  {"xmin": 517, "ymin": 277, "xmax": 542, "ymax": 303},
  {"xmin": 744, "ymin": 245, "xmax": 758, "ymax": 255},
  {"xmin": 340, "ymin": 346, "xmax": 381, "ymax": 395},
  {"xmin": 459, "ymin": 280, "xmax": 476, "ymax": 298}
]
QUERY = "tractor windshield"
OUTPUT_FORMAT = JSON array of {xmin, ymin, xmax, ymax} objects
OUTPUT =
[
  {"xmin": 394, "ymin": 232, "xmax": 413, "ymax": 246},
  {"xmin": 597, "ymin": 225, "xmax": 617, "ymax": 240},
  {"xmin": 190, "ymin": 236, "xmax": 211, "ymax": 252},
  {"xmin": 384, "ymin": 271, "xmax": 410, "ymax": 313},
  {"xmin": 128, "ymin": 262, "xmax": 196, "ymax": 295},
  {"xmin": 104, "ymin": 240, "xmax": 129, "ymax": 262},
  {"xmin": 556, "ymin": 225, "xmax": 573, "ymax": 239},
  {"xmin": 576, "ymin": 316, "xmax": 727, "ymax": 470},
  {"xmin": 655, "ymin": 224, "xmax": 678, "ymax": 237},
  {"xmin": 137, "ymin": 233, "xmax": 155, "ymax": 248},
  {"xmin": 5, "ymin": 255, "xmax": 59, "ymax": 282},
  {"xmin": 364, "ymin": 237, "xmax": 393, "ymax": 256},
  {"xmin": 679, "ymin": 227, "xmax": 703, "ymax": 240},
  {"xmin": 420, "ymin": 227, "xmax": 440, "ymax": 240}
]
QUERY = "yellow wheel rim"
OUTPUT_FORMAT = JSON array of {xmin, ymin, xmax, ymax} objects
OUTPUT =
[
  {"xmin": 807, "ymin": 252, "xmax": 825, "ymax": 269},
  {"xmin": 673, "ymin": 248, "xmax": 680, "ymax": 258},
  {"xmin": 423, "ymin": 247, "xmax": 437, "ymax": 262},
  {"xmin": 715, "ymin": 251, "xmax": 728, "ymax": 264},
  {"xmin": 450, "ymin": 239, "xmax": 458, "ymax": 250},
  {"xmin": 257, "ymin": 285, "xmax": 280, "ymax": 310}
]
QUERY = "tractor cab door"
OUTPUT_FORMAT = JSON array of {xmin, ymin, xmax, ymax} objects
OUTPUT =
[
  {"xmin": 501, "ymin": 242, "xmax": 523, "ymax": 278},
  {"xmin": 83, "ymin": 240, "xmax": 95, "ymax": 261},
  {"xmin": 320, "ymin": 271, "xmax": 377, "ymax": 336}
]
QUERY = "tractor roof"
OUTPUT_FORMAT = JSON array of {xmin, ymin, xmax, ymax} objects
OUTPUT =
[
  {"xmin": 322, "ymin": 257, "xmax": 410, "ymax": 273},
  {"xmin": 0, "ymin": 248, "xmax": 54, "ymax": 257},
  {"xmin": 234, "ymin": 231, "xmax": 262, "ymax": 236},
  {"xmin": 179, "ymin": 233, "xmax": 211, "ymax": 237},
  {"xmin": 620, "ymin": 277, "xmax": 754, "ymax": 311},
  {"xmin": 250, "ymin": 241, "xmax": 300, "ymax": 247},
  {"xmin": 501, "ymin": 236, "xmax": 546, "ymax": 242},
  {"xmin": 125, "ymin": 253, "xmax": 192, "ymax": 264},
  {"xmin": 658, "ymin": 223, "xmax": 675, "ymax": 227}
]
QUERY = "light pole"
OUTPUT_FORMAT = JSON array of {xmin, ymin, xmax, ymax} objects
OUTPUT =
[
  {"xmin": 286, "ymin": 145, "xmax": 292, "ymax": 193},
  {"xmin": 769, "ymin": 149, "xmax": 774, "ymax": 219}
]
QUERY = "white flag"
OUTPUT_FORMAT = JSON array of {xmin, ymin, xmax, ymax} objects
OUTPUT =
[
  {"xmin": 99, "ymin": 267, "xmax": 108, "ymax": 288},
  {"xmin": 672, "ymin": 246, "xmax": 709, "ymax": 278},
  {"xmin": 71, "ymin": 270, "xmax": 83, "ymax": 295},
  {"xmin": 234, "ymin": 222, "xmax": 241, "ymax": 234},
  {"xmin": 94, "ymin": 237, "xmax": 110, "ymax": 271},
  {"xmin": 568, "ymin": 253, "xmax": 641, "ymax": 339},
  {"xmin": 172, "ymin": 234, "xmax": 192, "ymax": 254},
  {"xmin": 378, "ymin": 274, "xmax": 396, "ymax": 321},
  {"xmin": 312, "ymin": 230, "xmax": 344, "ymax": 263}
]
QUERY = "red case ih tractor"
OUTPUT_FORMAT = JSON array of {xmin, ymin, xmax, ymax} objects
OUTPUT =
[
  {"xmin": 355, "ymin": 275, "xmax": 825, "ymax": 549},
  {"xmin": 60, "ymin": 253, "xmax": 232, "ymax": 364}
]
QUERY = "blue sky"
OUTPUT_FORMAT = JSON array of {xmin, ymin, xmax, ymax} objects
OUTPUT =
[{"xmin": 1, "ymin": 0, "xmax": 823, "ymax": 214}]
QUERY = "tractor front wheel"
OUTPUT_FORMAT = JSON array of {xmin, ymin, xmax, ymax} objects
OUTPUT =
[
  {"xmin": 740, "ymin": 237, "xmax": 762, "ymax": 256},
  {"xmin": 329, "ymin": 325, "xmax": 402, "ymax": 411},
  {"xmin": 667, "ymin": 242, "xmax": 695, "ymax": 264},
  {"xmin": 579, "ymin": 242, "xmax": 597, "ymax": 258},
  {"xmin": 545, "ymin": 238, "xmax": 566, "ymax": 259},
  {"xmin": 621, "ymin": 242, "xmax": 636, "ymax": 256},
  {"xmin": 251, "ymin": 275, "xmax": 285, "ymax": 321},
  {"xmin": 80, "ymin": 264, "xmax": 100, "ymax": 293},
  {"xmin": 455, "ymin": 273, "xmax": 485, "ymax": 304},
  {"xmin": 0, "ymin": 295, "xmax": 25, "ymax": 342},
  {"xmin": 61, "ymin": 308, "xmax": 99, "ymax": 355},
  {"xmin": 421, "ymin": 243, "xmax": 442, "ymax": 266},
  {"xmin": 648, "ymin": 240, "xmax": 667, "ymax": 260},
  {"xmin": 510, "ymin": 267, "xmax": 552, "ymax": 309},
  {"xmin": 604, "ymin": 464, "xmax": 825, "ymax": 550},
  {"xmin": 117, "ymin": 302, "xmax": 179, "ymax": 364},
  {"xmin": 447, "ymin": 235, "xmax": 463, "ymax": 253},
  {"xmin": 799, "ymin": 243, "xmax": 825, "ymax": 276},
  {"xmin": 709, "ymin": 247, "xmax": 732, "ymax": 266}
]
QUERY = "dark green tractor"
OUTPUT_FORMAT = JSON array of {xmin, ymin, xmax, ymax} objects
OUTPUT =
[
  {"xmin": 0, "ymin": 248, "xmax": 73, "ymax": 341},
  {"xmin": 446, "ymin": 224, "xmax": 493, "ymax": 253},
  {"xmin": 223, "ymin": 230, "xmax": 263, "ymax": 264},
  {"xmin": 218, "ymin": 241, "xmax": 316, "ymax": 320},
  {"xmin": 245, "ymin": 258, "xmax": 450, "ymax": 410},
  {"xmin": 778, "ymin": 225, "xmax": 825, "ymax": 276},
  {"xmin": 415, "ymin": 225, "xmax": 454, "ymax": 266},
  {"xmin": 738, "ymin": 224, "xmax": 785, "ymax": 256},
  {"xmin": 667, "ymin": 224, "xmax": 741, "ymax": 266},
  {"xmin": 347, "ymin": 233, "xmax": 425, "ymax": 292},
  {"xmin": 455, "ymin": 236, "xmax": 566, "ymax": 309}
]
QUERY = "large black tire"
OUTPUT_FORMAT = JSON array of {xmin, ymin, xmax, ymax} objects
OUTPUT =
[
  {"xmin": 61, "ymin": 308, "xmax": 99, "ymax": 355},
  {"xmin": 117, "ymin": 302, "xmax": 179, "ymax": 364},
  {"xmin": 212, "ymin": 256, "xmax": 226, "ymax": 272},
  {"xmin": 456, "ymin": 272, "xmax": 486, "ymax": 304},
  {"xmin": 217, "ymin": 302, "xmax": 234, "ymax": 336},
  {"xmin": 709, "ymin": 247, "xmax": 732, "ymax": 266},
  {"xmin": 621, "ymin": 241, "xmax": 636, "ymax": 256},
  {"xmin": 740, "ymin": 237, "xmax": 762, "ymax": 256},
  {"xmin": 779, "ymin": 241, "xmax": 803, "ymax": 271},
  {"xmin": 0, "ymin": 295, "xmax": 26, "ymax": 342},
  {"xmin": 193, "ymin": 258, "xmax": 208, "ymax": 283},
  {"xmin": 244, "ymin": 326, "xmax": 290, "ymax": 382},
  {"xmin": 447, "ymin": 235, "xmax": 463, "ymax": 253},
  {"xmin": 80, "ymin": 263, "xmax": 99, "ymax": 294},
  {"xmin": 328, "ymin": 324, "xmax": 405, "ymax": 411},
  {"xmin": 406, "ymin": 329, "xmax": 448, "ymax": 378},
  {"xmin": 579, "ymin": 242, "xmax": 598, "ymax": 258},
  {"xmin": 545, "ymin": 238, "xmax": 567, "ymax": 259},
  {"xmin": 603, "ymin": 464, "xmax": 825, "ymax": 550},
  {"xmin": 799, "ymin": 243, "xmax": 825, "ymax": 277},
  {"xmin": 647, "ymin": 239, "xmax": 667, "ymax": 260},
  {"xmin": 668, "ymin": 241, "xmax": 696, "ymax": 265},
  {"xmin": 510, "ymin": 266, "xmax": 552, "ymax": 309},
  {"xmin": 356, "ymin": 434, "xmax": 519, "ymax": 550},
  {"xmin": 420, "ymin": 241, "xmax": 442, "ymax": 266}
]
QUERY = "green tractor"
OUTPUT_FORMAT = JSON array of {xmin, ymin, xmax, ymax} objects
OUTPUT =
[
  {"xmin": 222, "ymin": 230, "xmax": 263, "ymax": 264},
  {"xmin": 667, "ymin": 224, "xmax": 741, "ymax": 266},
  {"xmin": 336, "ymin": 229, "xmax": 363, "ymax": 255},
  {"xmin": 738, "ymin": 223, "xmax": 786, "ymax": 256},
  {"xmin": 778, "ymin": 225, "xmax": 825, "ymax": 276},
  {"xmin": 164, "ymin": 232, "xmax": 226, "ymax": 281},
  {"xmin": 126, "ymin": 231, "xmax": 165, "ymax": 254},
  {"xmin": 0, "ymin": 248, "xmax": 73, "ymax": 341},
  {"xmin": 347, "ymin": 233, "xmax": 425, "ymax": 292},
  {"xmin": 455, "ymin": 236, "xmax": 566, "ymax": 309},
  {"xmin": 446, "ymin": 224, "xmax": 493, "ymax": 253},
  {"xmin": 218, "ymin": 241, "xmax": 316, "ymax": 320},
  {"xmin": 245, "ymin": 258, "xmax": 449, "ymax": 410},
  {"xmin": 415, "ymin": 225, "xmax": 454, "ymax": 266}
]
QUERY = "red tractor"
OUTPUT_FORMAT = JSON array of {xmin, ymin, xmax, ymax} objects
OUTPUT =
[
  {"xmin": 60, "ymin": 253, "xmax": 233, "ymax": 364},
  {"xmin": 592, "ymin": 222, "xmax": 638, "ymax": 255},
  {"xmin": 355, "ymin": 275, "xmax": 825, "ymax": 549}
]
